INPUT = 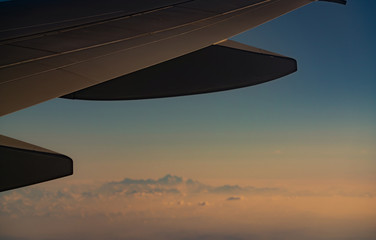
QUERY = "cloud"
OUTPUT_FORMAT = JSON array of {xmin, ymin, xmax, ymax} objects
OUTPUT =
[
  {"xmin": 1, "ymin": 174, "xmax": 374, "ymax": 220},
  {"xmin": 226, "ymin": 196, "xmax": 243, "ymax": 201},
  {"xmin": 98, "ymin": 174, "xmax": 184, "ymax": 196},
  {"xmin": 97, "ymin": 175, "xmax": 284, "ymax": 197},
  {"xmin": 0, "ymin": 174, "xmax": 263, "ymax": 218},
  {"xmin": 211, "ymin": 185, "xmax": 243, "ymax": 194},
  {"xmin": 115, "ymin": 174, "xmax": 183, "ymax": 186},
  {"xmin": 198, "ymin": 201, "xmax": 209, "ymax": 206},
  {"xmin": 1, "ymin": 175, "xmax": 376, "ymax": 240}
]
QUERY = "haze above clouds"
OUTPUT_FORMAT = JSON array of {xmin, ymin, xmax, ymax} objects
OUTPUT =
[{"xmin": 1, "ymin": 175, "xmax": 375, "ymax": 240}]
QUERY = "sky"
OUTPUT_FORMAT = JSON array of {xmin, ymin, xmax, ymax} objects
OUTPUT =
[{"xmin": 1, "ymin": 1, "xmax": 376, "ymax": 240}]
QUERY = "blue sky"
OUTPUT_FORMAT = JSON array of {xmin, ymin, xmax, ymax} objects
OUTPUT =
[
  {"xmin": 1, "ymin": 1, "xmax": 376, "ymax": 240},
  {"xmin": 0, "ymin": 0, "xmax": 375, "ymax": 182}
]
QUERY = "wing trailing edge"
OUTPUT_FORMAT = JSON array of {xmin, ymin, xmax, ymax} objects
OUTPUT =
[{"xmin": 62, "ymin": 40, "xmax": 297, "ymax": 100}]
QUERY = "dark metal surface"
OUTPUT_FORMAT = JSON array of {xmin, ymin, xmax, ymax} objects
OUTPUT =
[
  {"xmin": 8, "ymin": 6, "xmax": 213, "ymax": 54},
  {"xmin": 178, "ymin": 0, "xmax": 262, "ymax": 13},
  {"xmin": 318, "ymin": 0, "xmax": 346, "ymax": 5},
  {"xmin": 62, "ymin": 40, "xmax": 297, "ymax": 100},
  {"xmin": 1, "ymin": 0, "xmax": 312, "ymax": 116},
  {"xmin": 0, "ymin": 135, "xmax": 72, "ymax": 192},
  {"xmin": 0, "ymin": 0, "xmax": 189, "ymax": 41}
]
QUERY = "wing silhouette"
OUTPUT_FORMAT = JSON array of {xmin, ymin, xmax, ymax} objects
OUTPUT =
[{"xmin": 0, "ymin": 0, "xmax": 346, "ymax": 191}]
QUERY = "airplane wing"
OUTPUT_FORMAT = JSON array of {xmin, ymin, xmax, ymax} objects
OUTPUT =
[{"xmin": 0, "ymin": 0, "xmax": 346, "ymax": 191}]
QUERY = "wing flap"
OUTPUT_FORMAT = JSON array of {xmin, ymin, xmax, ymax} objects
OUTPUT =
[
  {"xmin": 0, "ymin": 135, "xmax": 73, "ymax": 192},
  {"xmin": 62, "ymin": 40, "xmax": 297, "ymax": 100}
]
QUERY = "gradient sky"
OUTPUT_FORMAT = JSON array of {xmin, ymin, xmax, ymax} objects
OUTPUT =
[
  {"xmin": 1, "ymin": 1, "xmax": 376, "ymax": 239},
  {"xmin": 0, "ymin": 0, "xmax": 374, "ymax": 182}
]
